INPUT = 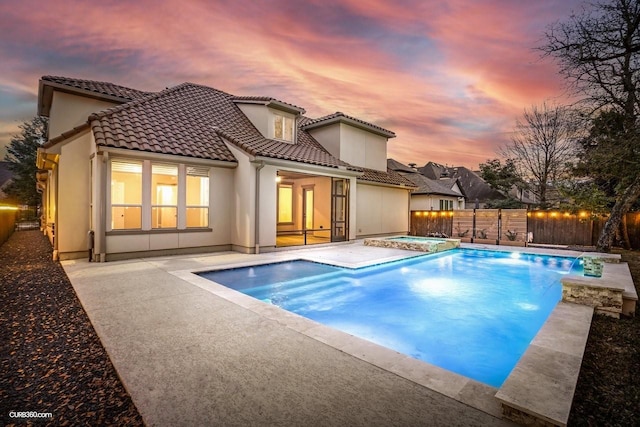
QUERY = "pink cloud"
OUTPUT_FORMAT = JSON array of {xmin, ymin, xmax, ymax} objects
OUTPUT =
[{"xmin": 0, "ymin": 0, "xmax": 583, "ymax": 169}]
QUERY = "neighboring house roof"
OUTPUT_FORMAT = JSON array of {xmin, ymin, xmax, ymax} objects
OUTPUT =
[
  {"xmin": 387, "ymin": 159, "xmax": 460, "ymax": 196},
  {"xmin": 360, "ymin": 167, "xmax": 416, "ymax": 187},
  {"xmin": 387, "ymin": 158, "xmax": 417, "ymax": 173},
  {"xmin": 419, "ymin": 162, "xmax": 503, "ymax": 202},
  {"xmin": 404, "ymin": 173, "xmax": 463, "ymax": 197}
]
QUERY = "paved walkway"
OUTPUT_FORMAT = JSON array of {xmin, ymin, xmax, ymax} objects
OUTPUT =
[{"xmin": 62, "ymin": 243, "xmax": 513, "ymax": 426}]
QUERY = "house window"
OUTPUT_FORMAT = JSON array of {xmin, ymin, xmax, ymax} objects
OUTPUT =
[
  {"xmin": 278, "ymin": 183, "xmax": 293, "ymax": 223},
  {"xmin": 186, "ymin": 166, "xmax": 209, "ymax": 228},
  {"xmin": 439, "ymin": 199, "xmax": 453, "ymax": 210},
  {"xmin": 111, "ymin": 160, "xmax": 142, "ymax": 230},
  {"xmin": 274, "ymin": 113, "xmax": 294, "ymax": 142},
  {"xmin": 108, "ymin": 159, "xmax": 211, "ymax": 232},
  {"xmin": 151, "ymin": 164, "xmax": 178, "ymax": 229}
]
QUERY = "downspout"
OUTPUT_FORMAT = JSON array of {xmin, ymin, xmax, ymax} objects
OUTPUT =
[{"xmin": 254, "ymin": 161, "xmax": 265, "ymax": 254}]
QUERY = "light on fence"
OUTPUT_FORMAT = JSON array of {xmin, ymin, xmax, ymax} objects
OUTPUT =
[
  {"xmin": 0, "ymin": 205, "xmax": 19, "ymax": 211},
  {"xmin": 579, "ymin": 211, "xmax": 588, "ymax": 218},
  {"xmin": 551, "ymin": 212, "xmax": 558, "ymax": 218}
]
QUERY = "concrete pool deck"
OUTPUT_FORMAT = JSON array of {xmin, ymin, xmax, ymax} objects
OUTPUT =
[{"xmin": 62, "ymin": 242, "xmax": 596, "ymax": 426}]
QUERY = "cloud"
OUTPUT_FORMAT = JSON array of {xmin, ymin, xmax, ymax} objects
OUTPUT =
[{"xmin": 0, "ymin": 0, "xmax": 584, "ymax": 168}]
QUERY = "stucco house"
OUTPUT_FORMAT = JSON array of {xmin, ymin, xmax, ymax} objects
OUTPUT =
[
  {"xmin": 35, "ymin": 76, "xmax": 414, "ymax": 261},
  {"xmin": 387, "ymin": 159, "xmax": 465, "ymax": 211}
]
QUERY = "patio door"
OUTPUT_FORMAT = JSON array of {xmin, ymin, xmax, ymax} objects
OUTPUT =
[{"xmin": 331, "ymin": 178, "xmax": 349, "ymax": 242}]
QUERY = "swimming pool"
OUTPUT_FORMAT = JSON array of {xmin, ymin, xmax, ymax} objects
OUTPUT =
[{"xmin": 198, "ymin": 249, "xmax": 582, "ymax": 387}]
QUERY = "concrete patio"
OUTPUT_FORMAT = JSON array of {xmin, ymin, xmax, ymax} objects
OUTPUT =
[{"xmin": 61, "ymin": 242, "xmax": 596, "ymax": 426}]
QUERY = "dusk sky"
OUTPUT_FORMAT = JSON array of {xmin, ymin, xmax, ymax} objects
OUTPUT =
[{"xmin": 0, "ymin": 0, "xmax": 584, "ymax": 168}]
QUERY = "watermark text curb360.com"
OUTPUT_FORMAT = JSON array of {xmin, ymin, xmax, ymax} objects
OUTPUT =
[{"xmin": 8, "ymin": 411, "xmax": 53, "ymax": 420}]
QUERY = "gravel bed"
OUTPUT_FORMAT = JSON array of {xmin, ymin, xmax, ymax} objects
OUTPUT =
[{"xmin": 0, "ymin": 230, "xmax": 143, "ymax": 426}]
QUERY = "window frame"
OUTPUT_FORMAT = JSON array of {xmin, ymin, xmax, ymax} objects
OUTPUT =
[
  {"xmin": 273, "ymin": 112, "xmax": 295, "ymax": 143},
  {"xmin": 185, "ymin": 166, "xmax": 210, "ymax": 228},
  {"xmin": 107, "ymin": 158, "xmax": 211, "ymax": 233},
  {"xmin": 277, "ymin": 182, "xmax": 294, "ymax": 224},
  {"xmin": 110, "ymin": 160, "xmax": 143, "ymax": 230},
  {"xmin": 151, "ymin": 163, "xmax": 179, "ymax": 229}
]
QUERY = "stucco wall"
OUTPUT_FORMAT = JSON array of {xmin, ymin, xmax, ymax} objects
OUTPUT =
[
  {"xmin": 49, "ymin": 91, "xmax": 119, "ymax": 140},
  {"xmin": 225, "ymin": 142, "xmax": 255, "ymax": 251},
  {"xmin": 356, "ymin": 183, "xmax": 409, "ymax": 237},
  {"xmin": 307, "ymin": 123, "xmax": 387, "ymax": 172},
  {"xmin": 340, "ymin": 125, "xmax": 387, "ymax": 172},
  {"xmin": 235, "ymin": 103, "xmax": 269, "ymax": 137},
  {"xmin": 307, "ymin": 125, "xmax": 341, "ymax": 159},
  {"xmin": 410, "ymin": 194, "xmax": 463, "ymax": 211},
  {"xmin": 104, "ymin": 163, "xmax": 235, "ymax": 255},
  {"xmin": 57, "ymin": 130, "xmax": 93, "ymax": 256}
]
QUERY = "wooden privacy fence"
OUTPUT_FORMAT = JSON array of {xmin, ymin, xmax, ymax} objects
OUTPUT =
[
  {"xmin": 411, "ymin": 209, "xmax": 528, "ymax": 245},
  {"xmin": 410, "ymin": 209, "xmax": 640, "ymax": 249},
  {"xmin": 0, "ymin": 208, "xmax": 17, "ymax": 247}
]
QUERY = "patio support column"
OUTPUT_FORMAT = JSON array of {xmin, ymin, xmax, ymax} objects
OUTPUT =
[
  {"xmin": 253, "ymin": 161, "xmax": 265, "ymax": 254},
  {"xmin": 96, "ymin": 151, "xmax": 107, "ymax": 262}
]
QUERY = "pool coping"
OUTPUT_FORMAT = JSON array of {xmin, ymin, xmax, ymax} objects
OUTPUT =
[{"xmin": 171, "ymin": 243, "xmax": 603, "ymax": 424}]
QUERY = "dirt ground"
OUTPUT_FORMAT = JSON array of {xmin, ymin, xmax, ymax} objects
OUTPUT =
[{"xmin": 568, "ymin": 249, "xmax": 640, "ymax": 426}]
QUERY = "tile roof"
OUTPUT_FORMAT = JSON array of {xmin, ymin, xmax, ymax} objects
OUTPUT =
[
  {"xmin": 387, "ymin": 158, "xmax": 418, "ymax": 173},
  {"xmin": 402, "ymin": 173, "xmax": 463, "ymax": 197},
  {"xmin": 302, "ymin": 112, "xmax": 396, "ymax": 138},
  {"xmin": 41, "ymin": 75, "xmax": 151, "ymax": 101},
  {"xmin": 89, "ymin": 83, "xmax": 359, "ymax": 168},
  {"xmin": 419, "ymin": 162, "xmax": 502, "ymax": 201},
  {"xmin": 358, "ymin": 167, "xmax": 416, "ymax": 187},
  {"xmin": 49, "ymin": 76, "xmax": 406, "ymax": 184},
  {"xmin": 231, "ymin": 96, "xmax": 306, "ymax": 114}
]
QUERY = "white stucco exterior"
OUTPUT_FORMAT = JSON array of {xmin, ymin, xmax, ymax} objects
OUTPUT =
[
  {"xmin": 37, "ymin": 77, "xmax": 411, "ymax": 261},
  {"xmin": 308, "ymin": 122, "xmax": 388, "ymax": 172},
  {"xmin": 49, "ymin": 92, "xmax": 118, "ymax": 140},
  {"xmin": 356, "ymin": 183, "xmax": 410, "ymax": 237}
]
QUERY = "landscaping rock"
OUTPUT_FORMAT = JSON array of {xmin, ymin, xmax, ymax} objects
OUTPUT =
[{"xmin": 0, "ymin": 231, "xmax": 143, "ymax": 426}]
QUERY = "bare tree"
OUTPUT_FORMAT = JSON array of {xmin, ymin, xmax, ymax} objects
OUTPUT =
[
  {"xmin": 502, "ymin": 102, "xmax": 579, "ymax": 208},
  {"xmin": 542, "ymin": 0, "xmax": 640, "ymax": 251}
]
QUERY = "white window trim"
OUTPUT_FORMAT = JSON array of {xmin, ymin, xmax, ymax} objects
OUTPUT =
[
  {"xmin": 271, "ymin": 110, "xmax": 296, "ymax": 143},
  {"xmin": 107, "ymin": 158, "xmax": 211, "ymax": 232}
]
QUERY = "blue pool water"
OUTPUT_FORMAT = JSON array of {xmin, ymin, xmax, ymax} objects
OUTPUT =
[{"xmin": 198, "ymin": 249, "xmax": 582, "ymax": 387}]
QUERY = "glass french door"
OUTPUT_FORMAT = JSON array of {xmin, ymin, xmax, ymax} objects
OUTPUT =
[{"xmin": 331, "ymin": 178, "xmax": 349, "ymax": 242}]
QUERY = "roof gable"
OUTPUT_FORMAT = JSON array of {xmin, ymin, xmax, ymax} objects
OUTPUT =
[
  {"xmin": 302, "ymin": 112, "xmax": 396, "ymax": 139},
  {"xmin": 89, "ymin": 82, "xmax": 357, "ymax": 168},
  {"xmin": 38, "ymin": 75, "xmax": 153, "ymax": 117},
  {"xmin": 44, "ymin": 76, "xmax": 407, "ymax": 185},
  {"xmin": 41, "ymin": 75, "xmax": 151, "ymax": 101}
]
